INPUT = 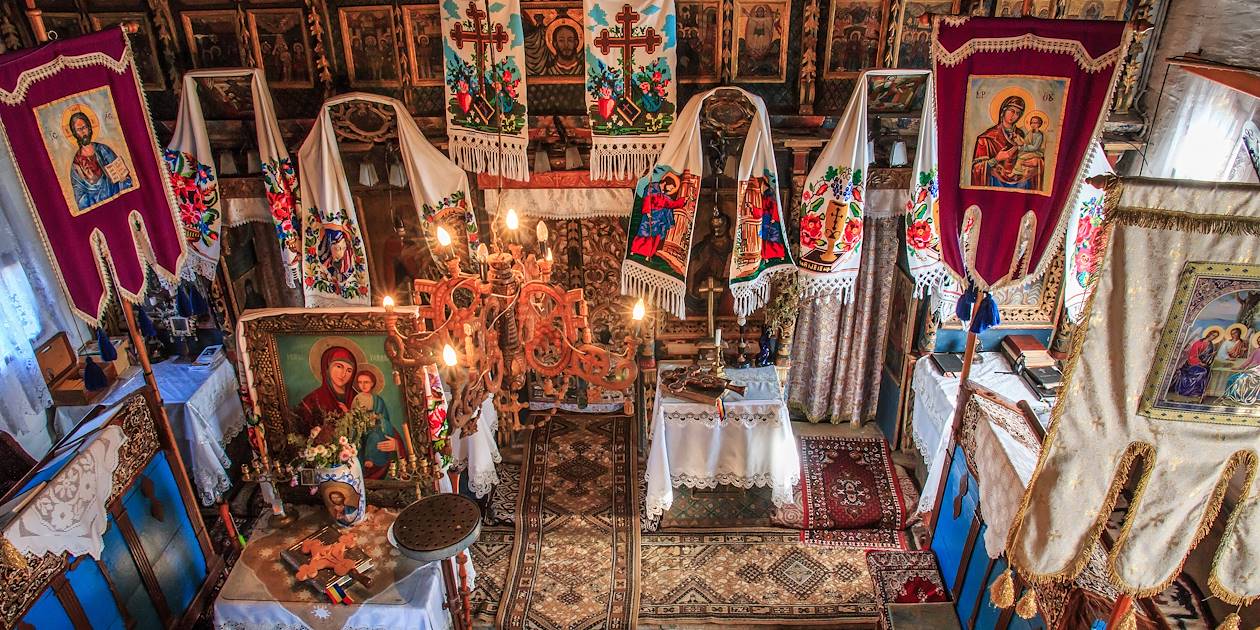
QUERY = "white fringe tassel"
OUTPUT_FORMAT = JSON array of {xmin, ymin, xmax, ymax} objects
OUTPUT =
[
  {"xmin": 591, "ymin": 137, "xmax": 668, "ymax": 181},
  {"xmin": 621, "ymin": 262, "xmax": 686, "ymax": 319},
  {"xmin": 449, "ymin": 132, "xmax": 531, "ymax": 182},
  {"xmin": 730, "ymin": 265, "xmax": 797, "ymax": 318},
  {"xmin": 798, "ymin": 271, "xmax": 857, "ymax": 304}
]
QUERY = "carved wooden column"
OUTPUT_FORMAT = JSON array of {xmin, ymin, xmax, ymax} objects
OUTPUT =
[{"xmin": 798, "ymin": 0, "xmax": 820, "ymax": 114}]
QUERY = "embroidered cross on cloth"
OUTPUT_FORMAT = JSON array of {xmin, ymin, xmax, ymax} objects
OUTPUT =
[
  {"xmin": 0, "ymin": 28, "xmax": 184, "ymax": 324},
  {"xmin": 167, "ymin": 69, "xmax": 299, "ymax": 284},
  {"xmin": 441, "ymin": 0, "xmax": 530, "ymax": 181},
  {"xmin": 584, "ymin": 0, "xmax": 678, "ymax": 181}
]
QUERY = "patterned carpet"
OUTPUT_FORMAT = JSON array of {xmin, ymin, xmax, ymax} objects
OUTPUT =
[
  {"xmin": 497, "ymin": 415, "xmax": 640, "ymax": 629},
  {"xmin": 639, "ymin": 530, "xmax": 881, "ymax": 625},
  {"xmin": 866, "ymin": 550, "xmax": 949, "ymax": 629}
]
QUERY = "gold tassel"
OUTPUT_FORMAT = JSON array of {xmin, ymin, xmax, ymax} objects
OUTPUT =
[
  {"xmin": 990, "ymin": 569, "xmax": 1015, "ymax": 609},
  {"xmin": 1116, "ymin": 606, "xmax": 1137, "ymax": 630},
  {"xmin": 0, "ymin": 536, "xmax": 27, "ymax": 571},
  {"xmin": 1015, "ymin": 589, "xmax": 1038, "ymax": 619},
  {"xmin": 1216, "ymin": 612, "xmax": 1240, "ymax": 630}
]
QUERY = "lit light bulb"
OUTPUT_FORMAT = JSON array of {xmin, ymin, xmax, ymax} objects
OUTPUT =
[
  {"xmin": 442, "ymin": 344, "xmax": 458, "ymax": 367},
  {"xmin": 545, "ymin": 247, "xmax": 554, "ymax": 263},
  {"xmin": 632, "ymin": 298, "xmax": 646, "ymax": 321},
  {"xmin": 383, "ymin": 295, "xmax": 394, "ymax": 308},
  {"xmin": 505, "ymin": 208, "xmax": 520, "ymax": 230},
  {"xmin": 476, "ymin": 243, "xmax": 489, "ymax": 262},
  {"xmin": 435, "ymin": 225, "xmax": 452, "ymax": 247},
  {"xmin": 536, "ymin": 220, "xmax": 549, "ymax": 242}
]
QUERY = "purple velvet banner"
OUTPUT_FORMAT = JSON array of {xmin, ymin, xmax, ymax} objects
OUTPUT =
[
  {"xmin": 933, "ymin": 17, "xmax": 1127, "ymax": 290},
  {"xmin": 0, "ymin": 29, "xmax": 183, "ymax": 323}
]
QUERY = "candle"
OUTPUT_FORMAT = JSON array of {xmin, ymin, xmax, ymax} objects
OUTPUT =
[
  {"xmin": 505, "ymin": 208, "xmax": 520, "ymax": 231},
  {"xmin": 714, "ymin": 328, "xmax": 722, "ymax": 347},
  {"xmin": 442, "ymin": 344, "xmax": 458, "ymax": 367},
  {"xmin": 632, "ymin": 298, "xmax": 645, "ymax": 321},
  {"xmin": 435, "ymin": 225, "xmax": 452, "ymax": 247},
  {"xmin": 383, "ymin": 295, "xmax": 395, "ymax": 311},
  {"xmin": 536, "ymin": 220, "xmax": 549, "ymax": 243}
]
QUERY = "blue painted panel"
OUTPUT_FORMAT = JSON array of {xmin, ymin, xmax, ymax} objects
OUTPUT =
[
  {"xmin": 1010, "ymin": 613, "xmax": 1049, "ymax": 630},
  {"xmin": 20, "ymin": 588, "xmax": 73, "ymax": 630},
  {"xmin": 933, "ymin": 328, "xmax": 1053, "ymax": 354},
  {"xmin": 152, "ymin": 536, "xmax": 203, "ymax": 616},
  {"xmin": 100, "ymin": 515, "xmax": 163, "ymax": 630},
  {"xmin": 956, "ymin": 522, "xmax": 991, "ymax": 627},
  {"xmin": 121, "ymin": 455, "xmax": 181, "ymax": 563},
  {"xmin": 64, "ymin": 557, "xmax": 125, "ymax": 630},
  {"xmin": 875, "ymin": 369, "xmax": 902, "ymax": 444},
  {"xmin": 974, "ymin": 557, "xmax": 1006, "ymax": 630},
  {"xmin": 932, "ymin": 444, "xmax": 978, "ymax": 592}
]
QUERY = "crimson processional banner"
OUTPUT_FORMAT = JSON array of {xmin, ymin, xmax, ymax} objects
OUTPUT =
[
  {"xmin": 933, "ymin": 17, "xmax": 1128, "ymax": 290},
  {"xmin": 0, "ymin": 29, "xmax": 183, "ymax": 324}
]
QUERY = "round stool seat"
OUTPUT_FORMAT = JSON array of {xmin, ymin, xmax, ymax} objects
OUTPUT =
[{"xmin": 389, "ymin": 493, "xmax": 482, "ymax": 563}]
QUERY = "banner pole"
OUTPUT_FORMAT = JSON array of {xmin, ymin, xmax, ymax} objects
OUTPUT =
[{"xmin": 958, "ymin": 293, "xmax": 984, "ymax": 383}]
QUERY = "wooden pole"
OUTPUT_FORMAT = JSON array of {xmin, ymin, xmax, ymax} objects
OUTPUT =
[{"xmin": 958, "ymin": 293, "xmax": 985, "ymax": 383}]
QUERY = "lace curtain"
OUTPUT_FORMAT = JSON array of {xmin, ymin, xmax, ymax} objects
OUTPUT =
[
  {"xmin": 1142, "ymin": 71, "xmax": 1260, "ymax": 181},
  {"xmin": 0, "ymin": 145, "xmax": 89, "ymax": 458},
  {"xmin": 787, "ymin": 215, "xmax": 901, "ymax": 424}
]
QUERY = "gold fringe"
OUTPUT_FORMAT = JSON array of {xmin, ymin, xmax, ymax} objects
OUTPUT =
[
  {"xmin": 1116, "ymin": 605, "xmax": 1137, "ymax": 630},
  {"xmin": 0, "ymin": 537, "xmax": 27, "ymax": 571},
  {"xmin": 1015, "ymin": 589, "xmax": 1038, "ymax": 619},
  {"xmin": 1216, "ymin": 612, "xmax": 1240, "ymax": 630},
  {"xmin": 1110, "ymin": 207, "xmax": 1260, "ymax": 237},
  {"xmin": 990, "ymin": 569, "xmax": 1015, "ymax": 609}
]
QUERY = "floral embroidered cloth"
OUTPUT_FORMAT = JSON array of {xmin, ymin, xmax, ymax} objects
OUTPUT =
[
  {"xmin": 584, "ymin": 0, "xmax": 677, "ymax": 180},
  {"xmin": 4, "ymin": 424, "xmax": 125, "ymax": 559},
  {"xmin": 167, "ymin": 69, "xmax": 297, "ymax": 282}
]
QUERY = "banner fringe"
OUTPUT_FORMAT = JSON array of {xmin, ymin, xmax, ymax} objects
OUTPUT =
[
  {"xmin": 798, "ymin": 271, "xmax": 857, "ymax": 304},
  {"xmin": 591, "ymin": 138, "xmax": 668, "ymax": 181},
  {"xmin": 621, "ymin": 262, "xmax": 686, "ymax": 319},
  {"xmin": 730, "ymin": 264, "xmax": 795, "ymax": 318},
  {"xmin": 449, "ymin": 133, "xmax": 531, "ymax": 182}
]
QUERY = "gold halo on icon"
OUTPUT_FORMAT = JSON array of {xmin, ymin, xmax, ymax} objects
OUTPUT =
[
  {"xmin": 61, "ymin": 104, "xmax": 101, "ymax": 143},
  {"xmin": 1201, "ymin": 325, "xmax": 1226, "ymax": 342},
  {"xmin": 1226, "ymin": 323, "xmax": 1249, "ymax": 341},
  {"xmin": 307, "ymin": 336, "xmax": 368, "ymax": 380},
  {"xmin": 543, "ymin": 16, "xmax": 581, "ymax": 57},
  {"xmin": 988, "ymin": 86, "xmax": 1034, "ymax": 124},
  {"xmin": 354, "ymin": 363, "xmax": 386, "ymax": 395}
]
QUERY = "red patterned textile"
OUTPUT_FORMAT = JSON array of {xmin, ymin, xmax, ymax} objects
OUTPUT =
[
  {"xmin": 800, "ymin": 435, "xmax": 906, "ymax": 531},
  {"xmin": 867, "ymin": 550, "xmax": 950, "ymax": 628},
  {"xmin": 933, "ymin": 17, "xmax": 1128, "ymax": 290}
]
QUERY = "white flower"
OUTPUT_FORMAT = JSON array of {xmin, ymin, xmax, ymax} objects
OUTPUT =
[{"xmin": 312, "ymin": 605, "xmax": 331, "ymax": 619}]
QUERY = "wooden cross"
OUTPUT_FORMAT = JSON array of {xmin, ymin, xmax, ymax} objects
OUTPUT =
[
  {"xmin": 593, "ymin": 4, "xmax": 662, "ymax": 97},
  {"xmin": 449, "ymin": 1, "xmax": 509, "ymax": 78},
  {"xmin": 697, "ymin": 276, "xmax": 725, "ymax": 340}
]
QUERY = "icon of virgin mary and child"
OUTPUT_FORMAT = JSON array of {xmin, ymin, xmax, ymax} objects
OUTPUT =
[{"xmin": 295, "ymin": 341, "xmax": 408, "ymax": 479}]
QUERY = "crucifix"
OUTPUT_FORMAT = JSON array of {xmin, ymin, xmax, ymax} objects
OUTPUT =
[
  {"xmin": 817, "ymin": 199, "xmax": 845, "ymax": 263},
  {"xmin": 593, "ymin": 4, "xmax": 662, "ymax": 97},
  {"xmin": 449, "ymin": 1, "xmax": 509, "ymax": 94}
]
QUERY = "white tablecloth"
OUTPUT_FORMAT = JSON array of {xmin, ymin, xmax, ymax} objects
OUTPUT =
[
  {"xmin": 910, "ymin": 352, "xmax": 1051, "ymax": 513},
  {"xmin": 449, "ymin": 396, "xmax": 501, "ymax": 498},
  {"xmin": 55, "ymin": 359, "xmax": 245, "ymax": 506},
  {"xmin": 644, "ymin": 363, "xmax": 800, "ymax": 522}
]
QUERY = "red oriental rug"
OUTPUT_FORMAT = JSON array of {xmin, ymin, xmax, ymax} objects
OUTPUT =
[
  {"xmin": 796, "ymin": 435, "xmax": 908, "ymax": 548},
  {"xmin": 867, "ymin": 550, "xmax": 950, "ymax": 628}
]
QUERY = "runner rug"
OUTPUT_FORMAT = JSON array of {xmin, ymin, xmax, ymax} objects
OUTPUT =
[
  {"xmin": 638, "ymin": 530, "xmax": 880, "ymax": 624},
  {"xmin": 498, "ymin": 415, "xmax": 640, "ymax": 629}
]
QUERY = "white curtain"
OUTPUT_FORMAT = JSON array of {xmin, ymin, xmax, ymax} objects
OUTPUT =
[
  {"xmin": 0, "ymin": 139, "xmax": 90, "ymax": 458},
  {"xmin": 1142, "ymin": 71, "xmax": 1260, "ymax": 181}
]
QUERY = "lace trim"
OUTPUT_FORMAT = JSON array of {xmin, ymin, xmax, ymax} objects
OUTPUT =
[
  {"xmin": 663, "ymin": 410, "xmax": 786, "ymax": 428},
  {"xmin": 730, "ymin": 263, "xmax": 795, "ymax": 319},
  {"xmin": 448, "ymin": 132, "xmax": 530, "ymax": 182},
  {"xmin": 622, "ymin": 260, "xmax": 687, "ymax": 320},
  {"xmin": 798, "ymin": 270, "xmax": 857, "ymax": 304},
  {"xmin": 933, "ymin": 33, "xmax": 1125, "ymax": 73},
  {"xmin": 0, "ymin": 45, "xmax": 130, "ymax": 104},
  {"xmin": 591, "ymin": 137, "xmax": 668, "ymax": 182}
]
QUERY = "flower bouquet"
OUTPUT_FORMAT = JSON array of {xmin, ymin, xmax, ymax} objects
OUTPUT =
[{"xmin": 287, "ymin": 407, "xmax": 378, "ymax": 527}]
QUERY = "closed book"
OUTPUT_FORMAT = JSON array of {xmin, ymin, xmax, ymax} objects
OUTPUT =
[
  {"xmin": 1026, "ymin": 366, "xmax": 1063, "ymax": 390},
  {"xmin": 930, "ymin": 352, "xmax": 964, "ymax": 376}
]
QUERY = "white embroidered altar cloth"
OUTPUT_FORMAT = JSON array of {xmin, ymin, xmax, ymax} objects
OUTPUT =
[
  {"xmin": 449, "ymin": 396, "xmax": 501, "ymax": 498},
  {"xmin": 644, "ymin": 362, "xmax": 799, "ymax": 521},
  {"xmin": 4, "ymin": 424, "xmax": 125, "ymax": 559}
]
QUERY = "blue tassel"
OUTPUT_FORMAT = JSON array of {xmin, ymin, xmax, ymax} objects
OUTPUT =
[
  {"xmin": 84, "ymin": 357, "xmax": 107, "ymax": 390},
  {"xmin": 955, "ymin": 285, "xmax": 978, "ymax": 322},
  {"xmin": 136, "ymin": 306, "xmax": 158, "ymax": 338},
  {"xmin": 189, "ymin": 284, "xmax": 210, "ymax": 316},
  {"xmin": 176, "ymin": 286, "xmax": 193, "ymax": 317},
  {"xmin": 969, "ymin": 293, "xmax": 1001, "ymax": 334},
  {"xmin": 96, "ymin": 327, "xmax": 117, "ymax": 362}
]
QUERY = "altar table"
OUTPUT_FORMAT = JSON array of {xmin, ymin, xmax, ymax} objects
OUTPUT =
[
  {"xmin": 910, "ymin": 352, "xmax": 1051, "ymax": 513},
  {"xmin": 644, "ymin": 362, "xmax": 800, "ymax": 523},
  {"xmin": 54, "ymin": 357, "xmax": 245, "ymax": 506},
  {"xmin": 213, "ymin": 505, "xmax": 475, "ymax": 630}
]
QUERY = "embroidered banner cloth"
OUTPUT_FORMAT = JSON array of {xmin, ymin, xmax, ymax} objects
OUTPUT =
[
  {"xmin": 298, "ymin": 93, "xmax": 477, "ymax": 306},
  {"xmin": 1008, "ymin": 177, "xmax": 1260, "ymax": 605},
  {"xmin": 584, "ymin": 0, "xmax": 677, "ymax": 181},
  {"xmin": 620, "ymin": 87, "xmax": 794, "ymax": 319},
  {"xmin": 933, "ymin": 17, "xmax": 1128, "ymax": 290},
  {"xmin": 168, "ymin": 69, "xmax": 298, "ymax": 283},
  {"xmin": 1062, "ymin": 143, "xmax": 1112, "ymax": 324},
  {"xmin": 0, "ymin": 29, "xmax": 184, "ymax": 323},
  {"xmin": 441, "ymin": 0, "xmax": 530, "ymax": 181}
]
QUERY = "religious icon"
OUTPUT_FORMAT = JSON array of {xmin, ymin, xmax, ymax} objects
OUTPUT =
[
  {"xmin": 676, "ymin": 0, "xmax": 720, "ymax": 82},
  {"xmin": 1061, "ymin": 0, "xmax": 1125, "ymax": 19},
  {"xmin": 894, "ymin": 0, "xmax": 955, "ymax": 69},
  {"xmin": 1140, "ymin": 262, "xmax": 1260, "ymax": 426},
  {"xmin": 35, "ymin": 87, "xmax": 137, "ymax": 215},
  {"xmin": 523, "ymin": 3, "xmax": 584, "ymax": 83},
  {"xmin": 318, "ymin": 481, "xmax": 363, "ymax": 527},
  {"xmin": 868, "ymin": 74, "xmax": 927, "ymax": 113},
  {"xmin": 628, "ymin": 168, "xmax": 700, "ymax": 275},
  {"xmin": 90, "ymin": 14, "xmax": 166, "ymax": 90},
  {"xmin": 339, "ymin": 6, "xmax": 402, "ymax": 87},
  {"xmin": 182, "ymin": 11, "xmax": 245, "ymax": 68},
  {"xmin": 959, "ymin": 75, "xmax": 1068, "ymax": 196},
  {"xmin": 823, "ymin": 0, "xmax": 888, "ymax": 79},
  {"xmin": 39, "ymin": 13, "xmax": 86, "ymax": 40},
  {"xmin": 732, "ymin": 173, "xmax": 788, "ymax": 281},
  {"xmin": 403, "ymin": 5, "xmax": 444, "ymax": 86},
  {"xmin": 733, "ymin": 0, "xmax": 789, "ymax": 82},
  {"xmin": 249, "ymin": 9, "xmax": 315, "ymax": 89}
]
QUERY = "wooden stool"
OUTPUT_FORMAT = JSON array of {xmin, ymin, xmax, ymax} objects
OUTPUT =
[{"xmin": 390, "ymin": 493, "xmax": 482, "ymax": 630}]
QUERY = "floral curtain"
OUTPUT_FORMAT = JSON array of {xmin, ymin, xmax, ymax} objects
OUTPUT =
[{"xmin": 787, "ymin": 215, "xmax": 900, "ymax": 424}]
